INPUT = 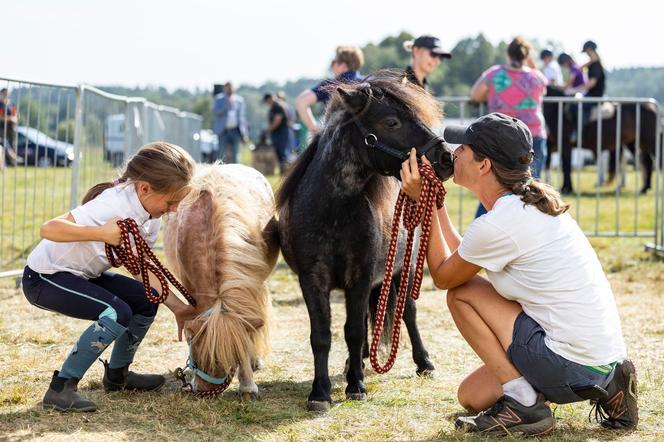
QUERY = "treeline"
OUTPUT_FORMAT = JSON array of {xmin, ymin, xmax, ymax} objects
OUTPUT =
[{"xmin": 94, "ymin": 33, "xmax": 664, "ymax": 140}]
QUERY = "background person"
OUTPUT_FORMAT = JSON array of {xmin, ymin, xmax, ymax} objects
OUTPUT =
[
  {"xmin": 400, "ymin": 113, "xmax": 638, "ymax": 435},
  {"xmin": 295, "ymin": 46, "xmax": 364, "ymax": 136},
  {"xmin": 212, "ymin": 82, "xmax": 248, "ymax": 163},
  {"xmin": 263, "ymin": 93, "xmax": 291, "ymax": 174},
  {"xmin": 540, "ymin": 49, "xmax": 563, "ymax": 86},
  {"xmin": 402, "ymin": 35, "xmax": 451, "ymax": 91}
]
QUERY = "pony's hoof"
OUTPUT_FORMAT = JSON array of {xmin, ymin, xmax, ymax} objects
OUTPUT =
[
  {"xmin": 346, "ymin": 392, "xmax": 367, "ymax": 401},
  {"xmin": 240, "ymin": 391, "xmax": 260, "ymax": 402},
  {"xmin": 416, "ymin": 368, "xmax": 435, "ymax": 379},
  {"xmin": 307, "ymin": 400, "xmax": 331, "ymax": 412}
]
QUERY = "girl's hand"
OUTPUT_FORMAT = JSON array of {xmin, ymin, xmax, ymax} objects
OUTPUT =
[
  {"xmin": 400, "ymin": 148, "xmax": 432, "ymax": 202},
  {"xmin": 99, "ymin": 218, "xmax": 122, "ymax": 246},
  {"xmin": 173, "ymin": 304, "xmax": 198, "ymax": 342}
]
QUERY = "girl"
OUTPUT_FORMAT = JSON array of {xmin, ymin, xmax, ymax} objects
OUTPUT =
[{"xmin": 23, "ymin": 142, "xmax": 197, "ymax": 412}]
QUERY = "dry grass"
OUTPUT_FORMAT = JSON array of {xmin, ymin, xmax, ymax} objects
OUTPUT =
[{"xmin": 0, "ymin": 236, "xmax": 663, "ymax": 441}]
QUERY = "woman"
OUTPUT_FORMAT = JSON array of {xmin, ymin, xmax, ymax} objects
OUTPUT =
[
  {"xmin": 470, "ymin": 37, "xmax": 547, "ymax": 181},
  {"xmin": 558, "ymin": 52, "xmax": 587, "ymax": 95},
  {"xmin": 400, "ymin": 113, "xmax": 638, "ymax": 435}
]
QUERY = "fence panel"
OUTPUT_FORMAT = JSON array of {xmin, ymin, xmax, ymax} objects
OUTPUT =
[
  {"xmin": 0, "ymin": 78, "xmax": 202, "ymax": 276},
  {"xmin": 439, "ymin": 96, "xmax": 662, "ymax": 241}
]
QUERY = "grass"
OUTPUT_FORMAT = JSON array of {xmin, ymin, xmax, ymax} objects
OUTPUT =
[{"xmin": 0, "ymin": 155, "xmax": 663, "ymax": 440}]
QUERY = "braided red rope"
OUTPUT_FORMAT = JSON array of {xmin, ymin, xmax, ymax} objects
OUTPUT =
[
  {"xmin": 105, "ymin": 218, "xmax": 197, "ymax": 307},
  {"xmin": 369, "ymin": 163, "xmax": 445, "ymax": 373}
]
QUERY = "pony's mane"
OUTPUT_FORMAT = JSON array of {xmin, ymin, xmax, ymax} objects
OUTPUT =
[
  {"xmin": 328, "ymin": 68, "xmax": 443, "ymax": 127},
  {"xmin": 276, "ymin": 69, "xmax": 442, "ymax": 212},
  {"xmin": 180, "ymin": 164, "xmax": 273, "ymax": 373}
]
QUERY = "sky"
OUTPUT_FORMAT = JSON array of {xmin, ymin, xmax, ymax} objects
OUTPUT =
[{"xmin": 3, "ymin": 0, "xmax": 663, "ymax": 91}]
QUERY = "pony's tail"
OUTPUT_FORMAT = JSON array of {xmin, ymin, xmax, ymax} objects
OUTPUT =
[{"xmin": 369, "ymin": 279, "xmax": 398, "ymax": 348}]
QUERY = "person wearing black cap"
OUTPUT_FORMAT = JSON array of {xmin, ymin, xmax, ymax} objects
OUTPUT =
[
  {"xmin": 402, "ymin": 35, "xmax": 451, "ymax": 91},
  {"xmin": 581, "ymin": 40, "xmax": 605, "ymax": 98},
  {"xmin": 400, "ymin": 112, "xmax": 637, "ymax": 435}
]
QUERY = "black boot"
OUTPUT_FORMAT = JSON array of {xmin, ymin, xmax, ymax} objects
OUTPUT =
[
  {"xmin": 101, "ymin": 359, "xmax": 165, "ymax": 392},
  {"xmin": 43, "ymin": 370, "xmax": 97, "ymax": 412}
]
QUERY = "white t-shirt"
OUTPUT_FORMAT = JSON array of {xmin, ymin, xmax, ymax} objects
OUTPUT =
[
  {"xmin": 542, "ymin": 61, "xmax": 564, "ymax": 86},
  {"xmin": 458, "ymin": 195, "xmax": 627, "ymax": 366},
  {"xmin": 27, "ymin": 184, "xmax": 161, "ymax": 279}
]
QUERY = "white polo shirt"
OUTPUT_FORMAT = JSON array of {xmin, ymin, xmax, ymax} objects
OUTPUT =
[
  {"xmin": 27, "ymin": 184, "xmax": 161, "ymax": 279},
  {"xmin": 458, "ymin": 194, "xmax": 627, "ymax": 366}
]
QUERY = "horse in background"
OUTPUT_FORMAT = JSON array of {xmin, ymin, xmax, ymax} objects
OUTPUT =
[
  {"xmin": 543, "ymin": 87, "xmax": 660, "ymax": 194},
  {"xmin": 277, "ymin": 71, "xmax": 454, "ymax": 411},
  {"xmin": 164, "ymin": 164, "xmax": 279, "ymax": 399},
  {"xmin": 582, "ymin": 102, "xmax": 660, "ymax": 194}
]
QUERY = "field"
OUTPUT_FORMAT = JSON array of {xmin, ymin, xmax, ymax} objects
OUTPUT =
[{"xmin": 0, "ymin": 161, "xmax": 663, "ymax": 441}]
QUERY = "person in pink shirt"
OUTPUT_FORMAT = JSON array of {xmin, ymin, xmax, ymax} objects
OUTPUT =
[{"xmin": 470, "ymin": 37, "xmax": 548, "ymax": 179}]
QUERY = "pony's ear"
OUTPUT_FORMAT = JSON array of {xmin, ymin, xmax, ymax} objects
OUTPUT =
[{"xmin": 337, "ymin": 87, "xmax": 367, "ymax": 113}]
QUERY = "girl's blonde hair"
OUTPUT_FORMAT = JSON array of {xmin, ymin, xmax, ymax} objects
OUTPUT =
[{"xmin": 82, "ymin": 142, "xmax": 196, "ymax": 204}]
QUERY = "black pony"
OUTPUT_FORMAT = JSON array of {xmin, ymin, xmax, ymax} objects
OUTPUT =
[{"xmin": 276, "ymin": 72, "xmax": 454, "ymax": 411}]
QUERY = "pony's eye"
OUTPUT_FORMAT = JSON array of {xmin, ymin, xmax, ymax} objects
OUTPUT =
[{"xmin": 384, "ymin": 118, "xmax": 401, "ymax": 129}]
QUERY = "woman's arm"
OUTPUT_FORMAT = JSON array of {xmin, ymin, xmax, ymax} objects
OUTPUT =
[
  {"xmin": 295, "ymin": 89, "xmax": 320, "ymax": 135},
  {"xmin": 470, "ymin": 77, "xmax": 489, "ymax": 103},
  {"xmin": 400, "ymin": 150, "xmax": 481, "ymax": 289},
  {"xmin": 40, "ymin": 212, "xmax": 121, "ymax": 245}
]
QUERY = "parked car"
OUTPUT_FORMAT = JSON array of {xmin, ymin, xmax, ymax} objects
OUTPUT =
[
  {"xmin": 104, "ymin": 114, "xmax": 125, "ymax": 167},
  {"xmin": 15, "ymin": 126, "xmax": 74, "ymax": 167}
]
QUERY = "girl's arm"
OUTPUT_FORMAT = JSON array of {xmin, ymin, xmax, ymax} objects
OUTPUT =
[{"xmin": 40, "ymin": 212, "xmax": 122, "ymax": 245}]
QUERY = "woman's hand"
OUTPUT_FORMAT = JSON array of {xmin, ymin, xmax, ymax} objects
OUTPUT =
[
  {"xmin": 400, "ymin": 148, "xmax": 432, "ymax": 202},
  {"xmin": 173, "ymin": 303, "xmax": 198, "ymax": 342},
  {"xmin": 98, "ymin": 218, "xmax": 122, "ymax": 246}
]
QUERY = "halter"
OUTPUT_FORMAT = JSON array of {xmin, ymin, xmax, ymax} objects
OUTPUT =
[
  {"xmin": 343, "ymin": 84, "xmax": 447, "ymax": 176},
  {"xmin": 175, "ymin": 306, "xmax": 234, "ymax": 396}
]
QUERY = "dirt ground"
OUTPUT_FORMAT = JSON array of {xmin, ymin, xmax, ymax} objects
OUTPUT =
[{"xmin": 1, "ymin": 238, "xmax": 663, "ymax": 441}]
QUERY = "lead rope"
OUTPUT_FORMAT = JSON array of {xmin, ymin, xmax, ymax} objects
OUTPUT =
[
  {"xmin": 105, "ymin": 218, "xmax": 196, "ymax": 307},
  {"xmin": 369, "ymin": 163, "xmax": 445, "ymax": 373}
]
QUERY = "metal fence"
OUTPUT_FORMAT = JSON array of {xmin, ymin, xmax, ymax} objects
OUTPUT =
[
  {"xmin": 439, "ymin": 95, "xmax": 663, "ymax": 247},
  {"xmin": 0, "ymin": 77, "xmax": 202, "ymax": 276}
]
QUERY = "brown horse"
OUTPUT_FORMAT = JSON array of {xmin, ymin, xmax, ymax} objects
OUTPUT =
[
  {"xmin": 582, "ymin": 102, "xmax": 660, "ymax": 194},
  {"xmin": 164, "ymin": 164, "xmax": 279, "ymax": 399},
  {"xmin": 543, "ymin": 88, "xmax": 660, "ymax": 194}
]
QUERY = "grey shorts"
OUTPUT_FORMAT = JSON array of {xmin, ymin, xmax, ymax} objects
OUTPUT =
[{"xmin": 507, "ymin": 312, "xmax": 615, "ymax": 404}]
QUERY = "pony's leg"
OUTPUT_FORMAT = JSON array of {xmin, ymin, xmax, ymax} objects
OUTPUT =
[
  {"xmin": 343, "ymin": 283, "xmax": 371, "ymax": 401},
  {"xmin": 300, "ymin": 275, "xmax": 332, "ymax": 411},
  {"xmin": 237, "ymin": 359, "xmax": 259, "ymax": 401},
  {"xmin": 639, "ymin": 143, "xmax": 653, "ymax": 194},
  {"xmin": 403, "ymin": 295, "xmax": 435, "ymax": 376}
]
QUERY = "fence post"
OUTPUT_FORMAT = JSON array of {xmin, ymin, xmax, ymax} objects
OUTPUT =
[{"xmin": 70, "ymin": 85, "xmax": 84, "ymax": 209}]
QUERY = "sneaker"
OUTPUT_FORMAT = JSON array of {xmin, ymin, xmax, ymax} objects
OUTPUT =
[
  {"xmin": 455, "ymin": 394, "xmax": 555, "ymax": 436},
  {"xmin": 591, "ymin": 359, "xmax": 639, "ymax": 430},
  {"xmin": 101, "ymin": 359, "xmax": 165, "ymax": 392},
  {"xmin": 43, "ymin": 370, "xmax": 97, "ymax": 412}
]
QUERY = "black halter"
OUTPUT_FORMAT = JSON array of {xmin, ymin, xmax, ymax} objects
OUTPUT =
[{"xmin": 343, "ymin": 85, "xmax": 448, "ymax": 177}]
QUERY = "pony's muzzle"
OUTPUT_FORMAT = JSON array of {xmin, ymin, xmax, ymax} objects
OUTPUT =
[{"xmin": 423, "ymin": 142, "xmax": 455, "ymax": 182}]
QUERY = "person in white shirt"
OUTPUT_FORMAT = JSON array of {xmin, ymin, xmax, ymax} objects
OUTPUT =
[
  {"xmin": 540, "ymin": 49, "xmax": 564, "ymax": 86},
  {"xmin": 400, "ymin": 113, "xmax": 637, "ymax": 435},
  {"xmin": 22, "ymin": 142, "xmax": 197, "ymax": 412}
]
